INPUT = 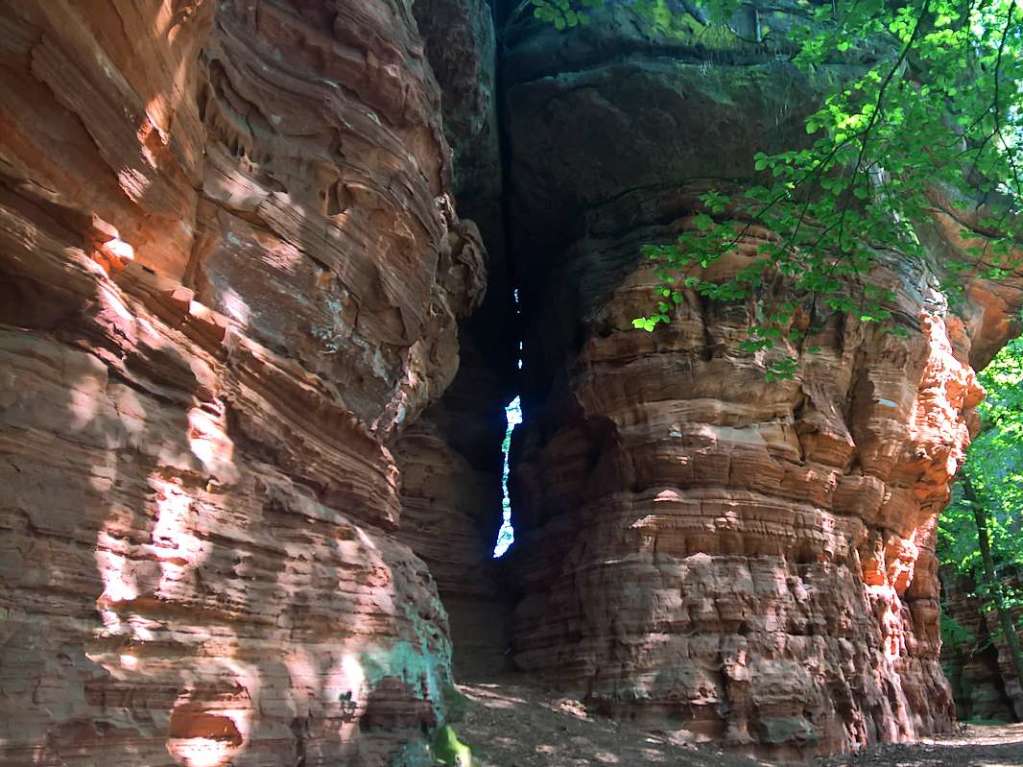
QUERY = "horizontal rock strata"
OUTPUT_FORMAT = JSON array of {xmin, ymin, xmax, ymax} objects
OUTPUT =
[
  {"xmin": 0, "ymin": 1, "xmax": 483, "ymax": 765},
  {"xmin": 941, "ymin": 568, "xmax": 1023, "ymax": 722},
  {"xmin": 2, "ymin": 0, "xmax": 1023, "ymax": 763},
  {"xmin": 499, "ymin": 5, "xmax": 1023, "ymax": 760},
  {"xmin": 396, "ymin": 0, "xmax": 515, "ymax": 680}
]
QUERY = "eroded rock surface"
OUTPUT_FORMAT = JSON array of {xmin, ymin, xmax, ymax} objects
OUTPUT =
[
  {"xmin": 941, "ymin": 568, "xmax": 1023, "ymax": 722},
  {"xmin": 0, "ymin": 1, "xmax": 483, "ymax": 764},
  {"xmin": 396, "ymin": 0, "xmax": 515, "ymax": 680},
  {"xmin": 2, "ymin": 0, "xmax": 1023, "ymax": 763},
  {"xmin": 499, "ymin": 5, "xmax": 1023, "ymax": 760}
]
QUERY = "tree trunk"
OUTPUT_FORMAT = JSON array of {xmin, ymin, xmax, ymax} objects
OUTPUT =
[{"xmin": 962, "ymin": 473, "xmax": 1023, "ymax": 699}]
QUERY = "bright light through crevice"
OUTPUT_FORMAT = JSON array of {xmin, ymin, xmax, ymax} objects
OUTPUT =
[
  {"xmin": 494, "ymin": 289, "xmax": 523, "ymax": 558},
  {"xmin": 493, "ymin": 396, "xmax": 521, "ymax": 558}
]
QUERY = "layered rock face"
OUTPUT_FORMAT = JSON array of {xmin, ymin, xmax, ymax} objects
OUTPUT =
[
  {"xmin": 499, "ymin": 6, "xmax": 1022, "ymax": 760},
  {"xmin": 939, "ymin": 569, "xmax": 1019, "ymax": 722},
  {"xmin": 0, "ymin": 1, "xmax": 483, "ymax": 765},
  {"xmin": 2, "ymin": 0, "xmax": 1022, "ymax": 763},
  {"xmin": 394, "ymin": 0, "xmax": 515, "ymax": 678}
]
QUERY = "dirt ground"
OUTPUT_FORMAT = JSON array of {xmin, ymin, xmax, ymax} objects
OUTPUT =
[
  {"xmin": 453, "ymin": 678, "xmax": 767, "ymax": 767},
  {"xmin": 450, "ymin": 676, "xmax": 1023, "ymax": 767},
  {"xmin": 818, "ymin": 722, "xmax": 1023, "ymax": 766}
]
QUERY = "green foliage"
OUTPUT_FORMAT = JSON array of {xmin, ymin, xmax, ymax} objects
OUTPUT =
[
  {"xmin": 530, "ymin": 0, "xmax": 599, "ymax": 30},
  {"xmin": 432, "ymin": 725, "xmax": 472, "ymax": 767},
  {"xmin": 530, "ymin": 0, "xmax": 726, "ymax": 35},
  {"xmin": 940, "ymin": 611, "xmax": 977, "ymax": 651},
  {"xmin": 535, "ymin": 0, "xmax": 1023, "ymax": 380},
  {"xmin": 940, "ymin": 334, "xmax": 1023, "ymax": 609}
]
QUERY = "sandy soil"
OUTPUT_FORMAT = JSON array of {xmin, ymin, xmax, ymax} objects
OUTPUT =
[
  {"xmin": 449, "ymin": 676, "xmax": 1023, "ymax": 767},
  {"xmin": 819, "ymin": 722, "xmax": 1023, "ymax": 766},
  {"xmin": 453, "ymin": 677, "xmax": 770, "ymax": 767}
]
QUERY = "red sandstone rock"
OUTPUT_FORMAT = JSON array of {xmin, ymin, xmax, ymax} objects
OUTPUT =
[
  {"xmin": 394, "ymin": 0, "xmax": 514, "ymax": 682},
  {"xmin": 0, "ymin": 2, "xmax": 483, "ymax": 765},
  {"xmin": 510, "ymin": 259, "xmax": 988, "ymax": 758},
  {"xmin": 2, "ymin": 0, "xmax": 1023, "ymax": 764},
  {"xmin": 499, "ymin": 6, "xmax": 1023, "ymax": 760}
]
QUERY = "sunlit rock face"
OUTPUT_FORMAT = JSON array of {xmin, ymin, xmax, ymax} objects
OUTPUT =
[
  {"xmin": 0, "ymin": 1, "xmax": 483, "ymax": 765},
  {"xmin": 3, "ymin": 0, "xmax": 1023, "ymax": 763},
  {"xmin": 499, "ymin": 5, "xmax": 1022, "ymax": 760}
]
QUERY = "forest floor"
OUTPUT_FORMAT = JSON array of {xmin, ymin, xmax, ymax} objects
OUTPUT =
[
  {"xmin": 451, "ymin": 676, "xmax": 767, "ymax": 767},
  {"xmin": 450, "ymin": 675, "xmax": 1023, "ymax": 767},
  {"xmin": 819, "ymin": 722, "xmax": 1023, "ymax": 766}
]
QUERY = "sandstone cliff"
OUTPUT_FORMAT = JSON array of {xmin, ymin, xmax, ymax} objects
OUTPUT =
[
  {"xmin": 396, "ymin": 0, "xmax": 516, "ymax": 680},
  {"xmin": 498, "ymin": 4, "xmax": 1023, "ymax": 760},
  {"xmin": 1, "ymin": 0, "xmax": 1022, "ymax": 765},
  {"xmin": 941, "ymin": 567, "xmax": 1023, "ymax": 723},
  {"xmin": 0, "ymin": 1, "xmax": 482, "ymax": 764}
]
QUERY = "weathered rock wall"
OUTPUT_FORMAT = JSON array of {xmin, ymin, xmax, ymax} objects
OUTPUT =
[
  {"xmin": 941, "ymin": 567, "xmax": 1023, "ymax": 722},
  {"xmin": 499, "ymin": 5, "xmax": 1023, "ymax": 760},
  {"xmin": 2, "ymin": 0, "xmax": 1022, "ymax": 763},
  {"xmin": 0, "ymin": 1, "xmax": 483, "ymax": 765},
  {"xmin": 395, "ymin": 0, "xmax": 515, "ymax": 679}
]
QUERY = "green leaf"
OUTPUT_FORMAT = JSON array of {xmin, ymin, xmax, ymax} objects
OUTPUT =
[{"xmin": 693, "ymin": 213, "xmax": 714, "ymax": 231}]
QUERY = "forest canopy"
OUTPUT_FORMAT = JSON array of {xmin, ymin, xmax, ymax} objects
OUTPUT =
[{"xmin": 941, "ymin": 336, "xmax": 1023, "ymax": 658}]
